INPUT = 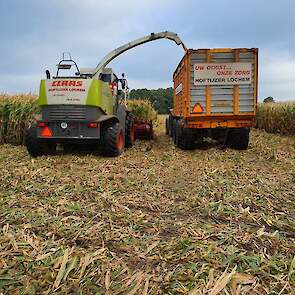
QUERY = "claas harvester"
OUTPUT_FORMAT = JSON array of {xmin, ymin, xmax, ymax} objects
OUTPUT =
[{"xmin": 25, "ymin": 32, "xmax": 186, "ymax": 157}]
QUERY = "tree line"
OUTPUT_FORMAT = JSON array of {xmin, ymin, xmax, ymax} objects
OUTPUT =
[
  {"xmin": 129, "ymin": 87, "xmax": 173, "ymax": 114},
  {"xmin": 129, "ymin": 88, "xmax": 277, "ymax": 113}
]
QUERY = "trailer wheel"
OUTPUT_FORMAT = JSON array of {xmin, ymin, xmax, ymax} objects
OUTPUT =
[
  {"xmin": 165, "ymin": 117, "xmax": 169, "ymax": 135},
  {"xmin": 25, "ymin": 124, "xmax": 56, "ymax": 157},
  {"xmin": 176, "ymin": 121, "xmax": 195, "ymax": 150},
  {"xmin": 125, "ymin": 112, "xmax": 135, "ymax": 148},
  {"xmin": 102, "ymin": 122, "xmax": 124, "ymax": 156},
  {"xmin": 168, "ymin": 115, "xmax": 173, "ymax": 137},
  {"xmin": 173, "ymin": 119, "xmax": 178, "ymax": 144},
  {"xmin": 175, "ymin": 121, "xmax": 181, "ymax": 147},
  {"xmin": 226, "ymin": 128, "xmax": 249, "ymax": 150}
]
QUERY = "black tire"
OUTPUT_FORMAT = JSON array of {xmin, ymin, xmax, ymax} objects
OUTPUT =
[
  {"xmin": 148, "ymin": 124, "xmax": 154, "ymax": 140},
  {"xmin": 168, "ymin": 115, "xmax": 173, "ymax": 137},
  {"xmin": 175, "ymin": 120, "xmax": 181, "ymax": 147},
  {"xmin": 102, "ymin": 122, "xmax": 124, "ymax": 157},
  {"xmin": 175, "ymin": 120, "xmax": 182, "ymax": 148},
  {"xmin": 125, "ymin": 112, "xmax": 135, "ymax": 148},
  {"xmin": 25, "ymin": 124, "xmax": 56, "ymax": 157},
  {"xmin": 172, "ymin": 119, "xmax": 178, "ymax": 144},
  {"xmin": 165, "ymin": 117, "xmax": 169, "ymax": 135},
  {"xmin": 226, "ymin": 128, "xmax": 249, "ymax": 150},
  {"xmin": 176, "ymin": 121, "xmax": 195, "ymax": 150}
]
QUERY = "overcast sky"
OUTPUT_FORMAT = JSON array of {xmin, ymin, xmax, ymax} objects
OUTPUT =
[{"xmin": 0, "ymin": 0, "xmax": 294, "ymax": 100}]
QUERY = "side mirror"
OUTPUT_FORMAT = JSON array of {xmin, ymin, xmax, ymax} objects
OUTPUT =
[{"xmin": 46, "ymin": 70, "xmax": 51, "ymax": 79}]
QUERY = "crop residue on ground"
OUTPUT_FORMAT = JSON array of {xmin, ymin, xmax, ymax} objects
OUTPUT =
[{"xmin": 0, "ymin": 116, "xmax": 294, "ymax": 294}]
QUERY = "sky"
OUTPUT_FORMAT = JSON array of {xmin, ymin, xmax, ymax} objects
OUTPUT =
[{"xmin": 0, "ymin": 0, "xmax": 294, "ymax": 101}]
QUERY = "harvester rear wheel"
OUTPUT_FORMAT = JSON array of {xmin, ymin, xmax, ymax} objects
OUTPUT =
[
  {"xmin": 102, "ymin": 122, "xmax": 124, "ymax": 157},
  {"xmin": 25, "ymin": 124, "xmax": 56, "ymax": 157},
  {"xmin": 125, "ymin": 112, "xmax": 135, "ymax": 148},
  {"xmin": 226, "ymin": 128, "xmax": 249, "ymax": 150}
]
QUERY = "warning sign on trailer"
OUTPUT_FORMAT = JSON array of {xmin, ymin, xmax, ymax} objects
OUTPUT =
[{"xmin": 194, "ymin": 63, "xmax": 252, "ymax": 86}]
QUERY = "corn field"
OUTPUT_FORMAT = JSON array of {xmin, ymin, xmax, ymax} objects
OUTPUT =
[
  {"xmin": 256, "ymin": 102, "xmax": 295, "ymax": 135},
  {"xmin": 0, "ymin": 94, "xmax": 38, "ymax": 145}
]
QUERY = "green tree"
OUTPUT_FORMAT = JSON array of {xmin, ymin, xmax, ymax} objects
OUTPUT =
[
  {"xmin": 263, "ymin": 96, "xmax": 275, "ymax": 103},
  {"xmin": 129, "ymin": 87, "xmax": 173, "ymax": 114}
]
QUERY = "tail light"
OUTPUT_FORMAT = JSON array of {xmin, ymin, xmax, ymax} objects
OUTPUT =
[
  {"xmin": 40, "ymin": 126, "xmax": 53, "ymax": 137},
  {"xmin": 87, "ymin": 122, "xmax": 99, "ymax": 128}
]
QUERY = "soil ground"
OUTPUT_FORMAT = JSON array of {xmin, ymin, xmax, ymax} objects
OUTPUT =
[{"xmin": 0, "ymin": 116, "xmax": 294, "ymax": 294}]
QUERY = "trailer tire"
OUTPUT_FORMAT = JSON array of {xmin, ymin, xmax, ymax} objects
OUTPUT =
[
  {"xmin": 173, "ymin": 119, "xmax": 178, "ymax": 144},
  {"xmin": 168, "ymin": 115, "xmax": 173, "ymax": 137},
  {"xmin": 226, "ymin": 128, "xmax": 249, "ymax": 150},
  {"xmin": 25, "ymin": 124, "xmax": 56, "ymax": 157},
  {"xmin": 165, "ymin": 117, "xmax": 169, "ymax": 135},
  {"xmin": 125, "ymin": 112, "xmax": 135, "ymax": 148},
  {"xmin": 175, "ymin": 121, "xmax": 182, "ymax": 148},
  {"xmin": 176, "ymin": 121, "xmax": 195, "ymax": 150},
  {"xmin": 102, "ymin": 122, "xmax": 124, "ymax": 157}
]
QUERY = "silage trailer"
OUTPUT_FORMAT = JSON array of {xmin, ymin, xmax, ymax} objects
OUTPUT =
[{"xmin": 167, "ymin": 48, "xmax": 258, "ymax": 150}]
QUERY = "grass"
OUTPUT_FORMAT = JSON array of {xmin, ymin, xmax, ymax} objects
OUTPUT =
[
  {"xmin": 256, "ymin": 102, "xmax": 295, "ymax": 135},
  {"xmin": 0, "ymin": 115, "xmax": 294, "ymax": 294}
]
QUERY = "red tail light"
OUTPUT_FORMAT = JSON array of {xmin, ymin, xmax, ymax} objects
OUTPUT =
[
  {"xmin": 40, "ymin": 126, "xmax": 53, "ymax": 137},
  {"xmin": 87, "ymin": 122, "xmax": 99, "ymax": 128}
]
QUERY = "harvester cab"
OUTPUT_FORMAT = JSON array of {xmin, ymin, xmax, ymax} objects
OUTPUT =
[{"xmin": 25, "ymin": 31, "xmax": 186, "ymax": 157}]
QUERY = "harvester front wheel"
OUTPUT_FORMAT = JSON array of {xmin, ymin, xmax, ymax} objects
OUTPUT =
[
  {"xmin": 25, "ymin": 124, "xmax": 56, "ymax": 157},
  {"xmin": 226, "ymin": 128, "xmax": 249, "ymax": 150},
  {"xmin": 102, "ymin": 122, "xmax": 124, "ymax": 157},
  {"xmin": 125, "ymin": 112, "xmax": 135, "ymax": 148}
]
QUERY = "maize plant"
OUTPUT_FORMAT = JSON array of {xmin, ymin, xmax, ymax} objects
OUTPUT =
[
  {"xmin": 0, "ymin": 94, "xmax": 39, "ymax": 145},
  {"xmin": 256, "ymin": 102, "xmax": 295, "ymax": 135}
]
